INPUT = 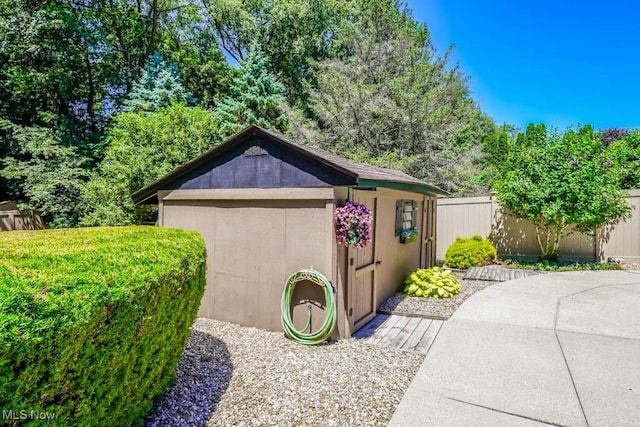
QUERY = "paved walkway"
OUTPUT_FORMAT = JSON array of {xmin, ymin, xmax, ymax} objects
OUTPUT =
[
  {"xmin": 389, "ymin": 270, "xmax": 640, "ymax": 427},
  {"xmin": 353, "ymin": 314, "xmax": 444, "ymax": 354}
]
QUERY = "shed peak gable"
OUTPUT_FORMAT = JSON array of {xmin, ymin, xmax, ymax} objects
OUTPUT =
[
  {"xmin": 134, "ymin": 133, "xmax": 356, "ymax": 203},
  {"xmin": 132, "ymin": 125, "xmax": 446, "ymax": 204},
  {"xmin": 176, "ymin": 135, "xmax": 357, "ymax": 191}
]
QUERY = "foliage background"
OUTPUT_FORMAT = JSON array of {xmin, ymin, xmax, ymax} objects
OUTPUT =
[{"xmin": 0, "ymin": 0, "xmax": 636, "ymax": 228}]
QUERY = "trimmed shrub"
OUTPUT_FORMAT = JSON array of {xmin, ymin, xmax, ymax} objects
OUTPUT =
[
  {"xmin": 402, "ymin": 267, "xmax": 461, "ymax": 298},
  {"xmin": 445, "ymin": 235, "xmax": 497, "ymax": 269},
  {"xmin": 0, "ymin": 226, "xmax": 206, "ymax": 425}
]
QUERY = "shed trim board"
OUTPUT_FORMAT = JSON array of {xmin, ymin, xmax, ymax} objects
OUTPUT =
[
  {"xmin": 138, "ymin": 126, "xmax": 443, "ymax": 338},
  {"xmin": 161, "ymin": 188, "xmax": 334, "ymax": 201}
]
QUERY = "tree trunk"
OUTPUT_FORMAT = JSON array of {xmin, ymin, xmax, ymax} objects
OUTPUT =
[
  {"xmin": 147, "ymin": 0, "xmax": 159, "ymax": 57},
  {"xmin": 535, "ymin": 225, "xmax": 561, "ymax": 262},
  {"xmin": 85, "ymin": 52, "xmax": 95, "ymax": 129}
]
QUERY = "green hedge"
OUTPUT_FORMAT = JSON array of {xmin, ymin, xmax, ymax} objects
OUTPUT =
[
  {"xmin": 0, "ymin": 226, "xmax": 206, "ymax": 426},
  {"xmin": 444, "ymin": 235, "xmax": 497, "ymax": 269}
]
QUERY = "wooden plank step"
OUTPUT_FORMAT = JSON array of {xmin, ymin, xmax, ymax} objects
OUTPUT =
[
  {"xmin": 463, "ymin": 267, "xmax": 482, "ymax": 280},
  {"xmin": 377, "ymin": 316, "xmax": 412, "ymax": 347},
  {"xmin": 400, "ymin": 318, "xmax": 433, "ymax": 352},
  {"xmin": 385, "ymin": 316, "xmax": 422, "ymax": 349},
  {"xmin": 352, "ymin": 314, "xmax": 388, "ymax": 339},
  {"xmin": 463, "ymin": 266, "xmax": 541, "ymax": 282},
  {"xmin": 413, "ymin": 320, "xmax": 444, "ymax": 353},
  {"xmin": 353, "ymin": 314, "xmax": 446, "ymax": 355},
  {"xmin": 367, "ymin": 314, "xmax": 403, "ymax": 344}
]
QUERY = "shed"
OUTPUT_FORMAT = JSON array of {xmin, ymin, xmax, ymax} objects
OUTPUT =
[
  {"xmin": 0, "ymin": 201, "xmax": 44, "ymax": 231},
  {"xmin": 133, "ymin": 125, "xmax": 446, "ymax": 338}
]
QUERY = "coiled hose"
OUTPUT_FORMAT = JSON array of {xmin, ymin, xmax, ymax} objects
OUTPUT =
[{"xmin": 280, "ymin": 269, "xmax": 336, "ymax": 345}]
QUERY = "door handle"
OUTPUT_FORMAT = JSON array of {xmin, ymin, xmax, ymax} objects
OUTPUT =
[{"xmin": 375, "ymin": 260, "xmax": 382, "ymax": 266}]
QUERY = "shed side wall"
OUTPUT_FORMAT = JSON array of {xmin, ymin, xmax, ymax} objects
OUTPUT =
[
  {"xmin": 162, "ymin": 196, "xmax": 332, "ymax": 332},
  {"xmin": 373, "ymin": 188, "xmax": 425, "ymax": 304}
]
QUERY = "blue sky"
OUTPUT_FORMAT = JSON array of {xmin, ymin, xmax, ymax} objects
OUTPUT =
[{"xmin": 405, "ymin": 0, "xmax": 640, "ymax": 131}]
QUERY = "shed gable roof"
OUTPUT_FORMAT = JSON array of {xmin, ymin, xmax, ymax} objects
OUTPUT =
[{"xmin": 132, "ymin": 125, "xmax": 447, "ymax": 204}]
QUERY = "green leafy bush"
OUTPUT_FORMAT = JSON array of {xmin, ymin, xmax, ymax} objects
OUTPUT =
[
  {"xmin": 0, "ymin": 226, "xmax": 206, "ymax": 425},
  {"xmin": 402, "ymin": 267, "xmax": 461, "ymax": 298},
  {"xmin": 445, "ymin": 235, "xmax": 497, "ymax": 269},
  {"xmin": 504, "ymin": 259, "xmax": 623, "ymax": 271}
]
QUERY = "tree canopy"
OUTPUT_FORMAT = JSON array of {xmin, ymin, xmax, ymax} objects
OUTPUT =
[
  {"xmin": 492, "ymin": 124, "xmax": 633, "ymax": 260},
  {"xmin": 9, "ymin": 0, "xmax": 634, "ymax": 230},
  {"xmin": 80, "ymin": 104, "xmax": 220, "ymax": 226}
]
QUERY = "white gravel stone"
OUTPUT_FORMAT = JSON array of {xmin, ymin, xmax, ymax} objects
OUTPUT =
[{"xmin": 144, "ymin": 319, "xmax": 423, "ymax": 427}]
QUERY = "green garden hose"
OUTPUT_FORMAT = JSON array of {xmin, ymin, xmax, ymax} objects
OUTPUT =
[{"xmin": 280, "ymin": 269, "xmax": 336, "ymax": 345}]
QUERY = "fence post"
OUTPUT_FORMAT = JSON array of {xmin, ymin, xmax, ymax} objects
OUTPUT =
[{"xmin": 489, "ymin": 192, "xmax": 497, "ymax": 239}]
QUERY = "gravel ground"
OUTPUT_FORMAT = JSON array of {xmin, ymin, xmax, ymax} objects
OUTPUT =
[
  {"xmin": 145, "ymin": 265, "xmax": 639, "ymax": 426},
  {"xmin": 144, "ymin": 319, "xmax": 423, "ymax": 427},
  {"xmin": 378, "ymin": 278, "xmax": 498, "ymax": 319}
]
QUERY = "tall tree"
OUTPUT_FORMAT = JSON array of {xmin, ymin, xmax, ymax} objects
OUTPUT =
[
  {"xmin": 294, "ymin": 27, "xmax": 480, "ymax": 192},
  {"xmin": 444, "ymin": 110, "xmax": 498, "ymax": 196},
  {"xmin": 123, "ymin": 53, "xmax": 194, "ymax": 112},
  {"xmin": 214, "ymin": 46, "xmax": 289, "ymax": 139}
]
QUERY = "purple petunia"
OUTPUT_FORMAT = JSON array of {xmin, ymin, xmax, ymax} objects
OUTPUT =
[{"xmin": 333, "ymin": 201, "xmax": 373, "ymax": 249}]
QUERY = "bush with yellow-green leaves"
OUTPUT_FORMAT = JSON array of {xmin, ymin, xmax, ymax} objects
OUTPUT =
[
  {"xmin": 444, "ymin": 235, "xmax": 497, "ymax": 269},
  {"xmin": 402, "ymin": 267, "xmax": 461, "ymax": 298}
]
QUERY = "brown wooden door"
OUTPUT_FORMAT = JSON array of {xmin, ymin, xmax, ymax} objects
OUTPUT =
[
  {"xmin": 349, "ymin": 192, "xmax": 378, "ymax": 332},
  {"xmin": 421, "ymin": 196, "xmax": 436, "ymax": 268}
]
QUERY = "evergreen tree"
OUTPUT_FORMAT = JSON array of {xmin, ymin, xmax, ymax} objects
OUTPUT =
[
  {"xmin": 123, "ymin": 53, "xmax": 194, "ymax": 113},
  {"xmin": 214, "ymin": 46, "xmax": 289, "ymax": 139}
]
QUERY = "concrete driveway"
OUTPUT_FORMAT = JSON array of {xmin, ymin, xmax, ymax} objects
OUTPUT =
[{"xmin": 389, "ymin": 271, "xmax": 640, "ymax": 427}]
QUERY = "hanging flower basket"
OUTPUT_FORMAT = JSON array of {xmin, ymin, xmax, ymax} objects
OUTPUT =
[
  {"xmin": 334, "ymin": 201, "xmax": 373, "ymax": 249},
  {"xmin": 400, "ymin": 227, "xmax": 420, "ymax": 244}
]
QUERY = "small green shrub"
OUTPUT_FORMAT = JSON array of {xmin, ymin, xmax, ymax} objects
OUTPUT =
[
  {"xmin": 444, "ymin": 235, "xmax": 497, "ymax": 269},
  {"xmin": 0, "ymin": 226, "xmax": 206, "ymax": 425},
  {"xmin": 402, "ymin": 267, "xmax": 461, "ymax": 298}
]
